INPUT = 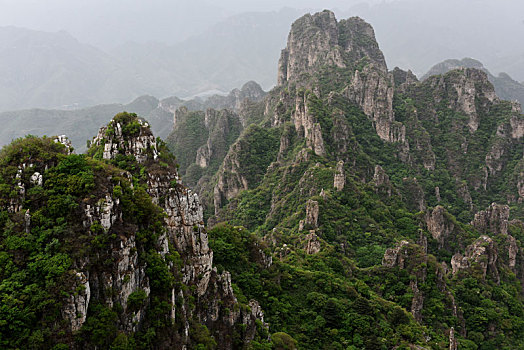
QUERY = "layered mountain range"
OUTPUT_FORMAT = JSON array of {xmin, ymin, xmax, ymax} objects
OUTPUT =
[
  {"xmin": 0, "ymin": 81, "xmax": 266, "ymax": 153},
  {"xmin": 1, "ymin": 9, "xmax": 524, "ymax": 350}
]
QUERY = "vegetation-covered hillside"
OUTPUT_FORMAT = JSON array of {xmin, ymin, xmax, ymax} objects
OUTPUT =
[{"xmin": 167, "ymin": 10, "xmax": 524, "ymax": 349}]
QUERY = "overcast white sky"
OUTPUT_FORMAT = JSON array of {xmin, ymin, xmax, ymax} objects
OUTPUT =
[
  {"xmin": 0, "ymin": 0, "xmax": 522, "ymax": 77},
  {"xmin": 0, "ymin": 0, "xmax": 385, "ymax": 47}
]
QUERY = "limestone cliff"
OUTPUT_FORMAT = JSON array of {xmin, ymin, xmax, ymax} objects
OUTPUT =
[{"xmin": 87, "ymin": 113, "xmax": 266, "ymax": 348}]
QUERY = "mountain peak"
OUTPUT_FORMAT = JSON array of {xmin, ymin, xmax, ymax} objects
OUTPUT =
[
  {"xmin": 277, "ymin": 10, "xmax": 386, "ymax": 86},
  {"xmin": 88, "ymin": 112, "xmax": 160, "ymax": 165}
]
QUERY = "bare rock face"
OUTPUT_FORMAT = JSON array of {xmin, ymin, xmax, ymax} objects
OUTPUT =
[
  {"xmin": 508, "ymin": 234, "xmax": 518, "ymax": 269},
  {"xmin": 485, "ymin": 138, "xmax": 510, "ymax": 178},
  {"xmin": 449, "ymin": 327, "xmax": 458, "ymax": 350},
  {"xmin": 305, "ymin": 199, "xmax": 319, "ymax": 229},
  {"xmin": 426, "ymin": 68, "xmax": 497, "ymax": 133},
  {"xmin": 391, "ymin": 67, "xmax": 419, "ymax": 89},
  {"xmin": 334, "ymin": 160, "xmax": 345, "ymax": 191},
  {"xmin": 277, "ymin": 11, "xmax": 386, "ymax": 86},
  {"xmin": 91, "ymin": 117, "xmax": 158, "ymax": 164},
  {"xmin": 471, "ymin": 203, "xmax": 510, "ymax": 235},
  {"xmin": 62, "ymin": 271, "xmax": 91, "ymax": 332},
  {"xmin": 425, "ymin": 206, "xmax": 456, "ymax": 248},
  {"xmin": 85, "ymin": 114, "xmax": 266, "ymax": 347},
  {"xmin": 292, "ymin": 93, "xmax": 326, "ymax": 156},
  {"xmin": 194, "ymin": 109, "xmax": 242, "ymax": 170},
  {"xmin": 278, "ymin": 10, "xmax": 406, "ymax": 144},
  {"xmin": 54, "ymin": 135, "xmax": 73, "ymax": 154},
  {"xmin": 382, "ymin": 241, "xmax": 428, "ymax": 322},
  {"xmin": 304, "ymin": 231, "xmax": 322, "ymax": 254},
  {"xmin": 382, "ymin": 240, "xmax": 410, "ymax": 268},
  {"xmin": 344, "ymin": 66, "xmax": 405, "ymax": 143},
  {"xmin": 213, "ymin": 141, "xmax": 249, "ymax": 214},
  {"xmin": 373, "ymin": 165, "xmax": 393, "ymax": 197},
  {"xmin": 510, "ymin": 114, "xmax": 524, "ymax": 139},
  {"xmin": 451, "ymin": 235, "xmax": 499, "ymax": 282}
]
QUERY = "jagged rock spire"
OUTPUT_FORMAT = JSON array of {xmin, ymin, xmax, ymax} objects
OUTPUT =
[{"xmin": 277, "ymin": 10, "xmax": 387, "ymax": 86}]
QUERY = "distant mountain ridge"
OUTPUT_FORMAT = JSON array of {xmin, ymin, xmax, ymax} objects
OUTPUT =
[
  {"xmin": 0, "ymin": 9, "xmax": 298, "ymax": 112},
  {"xmin": 0, "ymin": 81, "xmax": 266, "ymax": 152}
]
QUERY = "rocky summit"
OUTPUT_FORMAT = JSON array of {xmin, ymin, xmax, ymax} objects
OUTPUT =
[{"xmin": 2, "ymin": 9, "xmax": 524, "ymax": 350}]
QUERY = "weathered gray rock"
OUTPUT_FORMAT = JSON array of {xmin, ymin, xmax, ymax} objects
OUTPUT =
[
  {"xmin": 213, "ymin": 140, "xmax": 249, "ymax": 214},
  {"xmin": 91, "ymin": 119, "xmax": 158, "ymax": 164},
  {"xmin": 451, "ymin": 235, "xmax": 499, "ymax": 282},
  {"xmin": 292, "ymin": 93, "xmax": 326, "ymax": 156},
  {"xmin": 54, "ymin": 135, "xmax": 73, "ymax": 154},
  {"xmin": 425, "ymin": 206, "xmax": 456, "ymax": 248},
  {"xmin": 382, "ymin": 240, "xmax": 410, "ymax": 268},
  {"xmin": 305, "ymin": 199, "xmax": 319, "ymax": 229},
  {"xmin": 471, "ymin": 203, "xmax": 510, "ymax": 235},
  {"xmin": 426, "ymin": 68, "xmax": 497, "ymax": 133},
  {"xmin": 304, "ymin": 231, "xmax": 322, "ymax": 254},
  {"xmin": 508, "ymin": 234, "xmax": 518, "ymax": 269},
  {"xmin": 344, "ymin": 66, "xmax": 405, "ymax": 143},
  {"xmin": 373, "ymin": 165, "xmax": 393, "ymax": 197},
  {"xmin": 510, "ymin": 114, "xmax": 524, "ymax": 139},
  {"xmin": 449, "ymin": 327, "xmax": 457, "ymax": 350},
  {"xmin": 334, "ymin": 160, "xmax": 345, "ymax": 191},
  {"xmin": 62, "ymin": 271, "xmax": 90, "ymax": 332}
]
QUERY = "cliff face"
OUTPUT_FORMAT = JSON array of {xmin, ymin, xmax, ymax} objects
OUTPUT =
[
  {"xmin": 87, "ymin": 113, "xmax": 265, "ymax": 348},
  {"xmin": 422, "ymin": 58, "xmax": 524, "ymax": 107}
]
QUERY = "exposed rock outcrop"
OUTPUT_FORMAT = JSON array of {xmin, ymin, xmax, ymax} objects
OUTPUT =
[
  {"xmin": 424, "ymin": 206, "xmax": 456, "ymax": 249},
  {"xmin": 382, "ymin": 241, "xmax": 428, "ymax": 322},
  {"xmin": 213, "ymin": 141, "xmax": 249, "ymax": 214},
  {"xmin": 277, "ymin": 11, "xmax": 386, "ymax": 86},
  {"xmin": 292, "ymin": 93, "xmax": 326, "ymax": 156},
  {"xmin": 300, "ymin": 199, "xmax": 320, "ymax": 231},
  {"xmin": 373, "ymin": 165, "xmax": 394, "ymax": 197},
  {"xmin": 334, "ymin": 160, "xmax": 345, "ymax": 191},
  {"xmin": 471, "ymin": 203, "xmax": 510, "ymax": 235},
  {"xmin": 451, "ymin": 235, "xmax": 499, "ymax": 282},
  {"xmin": 85, "ymin": 114, "xmax": 266, "ymax": 347},
  {"xmin": 304, "ymin": 231, "xmax": 322, "ymax": 254},
  {"xmin": 277, "ymin": 10, "xmax": 407, "ymax": 144},
  {"xmin": 425, "ymin": 68, "xmax": 497, "ymax": 133},
  {"xmin": 91, "ymin": 116, "xmax": 158, "ymax": 164},
  {"xmin": 382, "ymin": 240, "xmax": 410, "ymax": 268}
]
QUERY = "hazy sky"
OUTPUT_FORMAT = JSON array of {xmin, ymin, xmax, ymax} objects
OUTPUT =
[
  {"xmin": 0, "ymin": 0, "xmax": 376, "ymax": 47},
  {"xmin": 0, "ymin": 0, "xmax": 522, "ymax": 76},
  {"xmin": 0, "ymin": 0, "xmax": 522, "ymax": 50}
]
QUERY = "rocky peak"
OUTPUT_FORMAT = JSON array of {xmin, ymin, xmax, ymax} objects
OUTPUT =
[
  {"xmin": 426, "ymin": 68, "xmax": 497, "ymax": 133},
  {"xmin": 277, "ymin": 10, "xmax": 386, "ymax": 86},
  {"xmin": 89, "ymin": 112, "xmax": 159, "ymax": 164},
  {"xmin": 392, "ymin": 67, "xmax": 419, "ymax": 88},
  {"xmin": 239, "ymin": 80, "xmax": 266, "ymax": 101},
  {"xmin": 382, "ymin": 240, "xmax": 411, "ymax": 268},
  {"xmin": 85, "ymin": 113, "xmax": 265, "ymax": 346}
]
